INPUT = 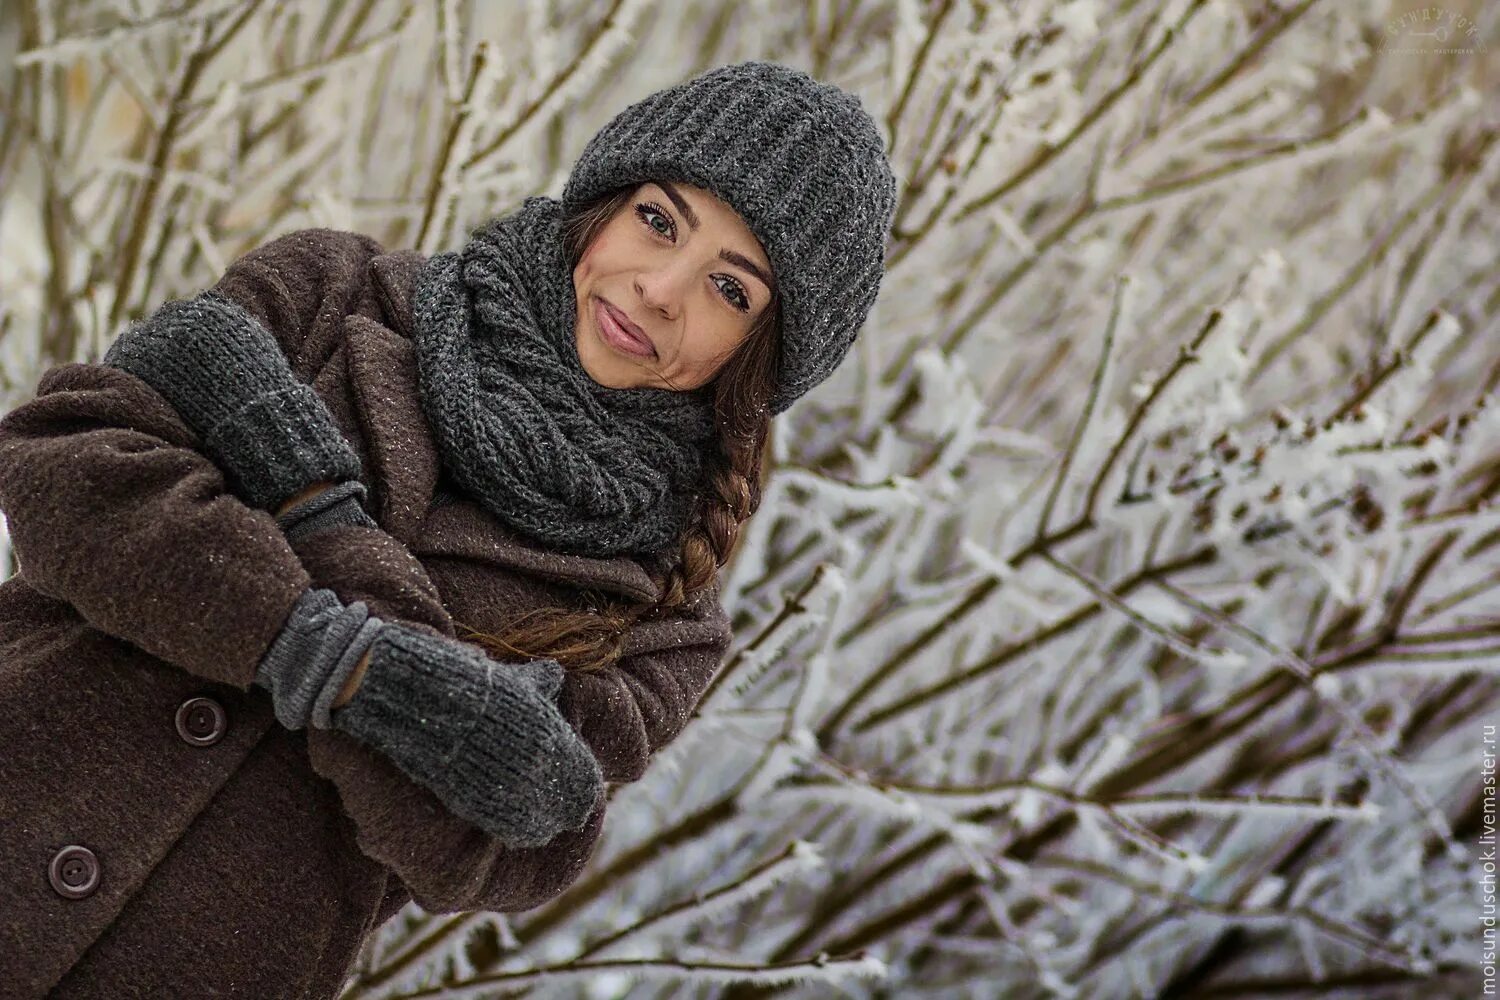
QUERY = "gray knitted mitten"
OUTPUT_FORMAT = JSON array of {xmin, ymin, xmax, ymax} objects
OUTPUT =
[
  {"xmin": 333, "ymin": 624, "xmax": 602, "ymax": 847},
  {"xmin": 254, "ymin": 588, "xmax": 602, "ymax": 847},
  {"xmin": 102, "ymin": 289, "xmax": 363, "ymax": 512}
]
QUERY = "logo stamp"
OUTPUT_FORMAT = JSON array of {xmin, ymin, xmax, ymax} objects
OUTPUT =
[{"xmin": 1377, "ymin": 6, "xmax": 1488, "ymax": 54}]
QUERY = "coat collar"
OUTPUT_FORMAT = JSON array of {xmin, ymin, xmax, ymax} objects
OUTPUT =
[
  {"xmin": 370, "ymin": 250, "xmax": 425, "ymax": 340},
  {"xmin": 352, "ymin": 251, "xmax": 664, "ymax": 605}
]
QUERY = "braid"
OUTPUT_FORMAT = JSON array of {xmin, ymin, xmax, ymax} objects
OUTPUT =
[{"xmin": 650, "ymin": 420, "xmax": 765, "ymax": 614}]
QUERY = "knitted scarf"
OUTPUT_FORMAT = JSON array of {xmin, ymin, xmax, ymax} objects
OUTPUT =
[{"xmin": 410, "ymin": 195, "xmax": 720, "ymax": 560}]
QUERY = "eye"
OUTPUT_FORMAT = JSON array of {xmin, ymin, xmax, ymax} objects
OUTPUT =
[
  {"xmin": 635, "ymin": 201, "xmax": 753, "ymax": 314},
  {"xmin": 715, "ymin": 275, "xmax": 750, "ymax": 312},
  {"xmin": 636, "ymin": 201, "xmax": 675, "ymax": 240}
]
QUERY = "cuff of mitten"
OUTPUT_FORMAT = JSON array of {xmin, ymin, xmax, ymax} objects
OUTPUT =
[
  {"xmin": 205, "ymin": 384, "xmax": 364, "ymax": 511},
  {"xmin": 253, "ymin": 587, "xmax": 386, "ymax": 731},
  {"xmin": 276, "ymin": 480, "xmax": 379, "ymax": 543}
]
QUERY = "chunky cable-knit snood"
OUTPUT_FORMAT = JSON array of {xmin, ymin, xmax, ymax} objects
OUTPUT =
[{"xmin": 409, "ymin": 196, "xmax": 720, "ymax": 559}]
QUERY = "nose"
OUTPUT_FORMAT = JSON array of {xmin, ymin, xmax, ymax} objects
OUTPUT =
[{"xmin": 635, "ymin": 259, "xmax": 694, "ymax": 321}]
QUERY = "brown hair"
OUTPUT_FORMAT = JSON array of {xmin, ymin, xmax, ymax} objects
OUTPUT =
[{"xmin": 451, "ymin": 184, "xmax": 781, "ymax": 672}]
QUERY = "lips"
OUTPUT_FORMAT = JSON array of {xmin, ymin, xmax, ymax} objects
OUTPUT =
[{"xmin": 600, "ymin": 298, "xmax": 655, "ymax": 356}]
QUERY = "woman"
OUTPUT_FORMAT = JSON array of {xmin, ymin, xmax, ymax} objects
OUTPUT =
[{"xmin": 0, "ymin": 60, "xmax": 896, "ymax": 998}]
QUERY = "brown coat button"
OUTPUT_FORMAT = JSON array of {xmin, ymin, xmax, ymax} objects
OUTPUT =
[
  {"xmin": 175, "ymin": 697, "xmax": 228, "ymax": 746},
  {"xmin": 48, "ymin": 845, "xmax": 100, "ymax": 899}
]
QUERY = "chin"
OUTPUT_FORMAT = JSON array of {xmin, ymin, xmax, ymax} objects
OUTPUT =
[{"xmin": 578, "ymin": 348, "xmax": 635, "ymax": 389}]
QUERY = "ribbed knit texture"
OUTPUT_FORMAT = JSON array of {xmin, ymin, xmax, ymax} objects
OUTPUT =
[
  {"xmin": 411, "ymin": 197, "xmax": 719, "ymax": 558},
  {"xmin": 101, "ymin": 289, "xmax": 364, "ymax": 511},
  {"xmin": 253, "ymin": 586, "xmax": 385, "ymax": 732},
  {"xmin": 330, "ymin": 622, "xmax": 602, "ymax": 848},
  {"xmin": 274, "ymin": 479, "xmax": 379, "ymax": 543},
  {"xmin": 562, "ymin": 60, "xmax": 899, "ymax": 416}
]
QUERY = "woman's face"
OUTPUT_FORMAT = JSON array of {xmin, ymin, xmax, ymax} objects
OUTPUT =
[{"xmin": 573, "ymin": 180, "xmax": 775, "ymax": 392}]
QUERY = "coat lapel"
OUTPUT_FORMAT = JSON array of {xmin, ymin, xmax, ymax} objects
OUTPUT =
[{"xmin": 342, "ymin": 315, "xmax": 441, "ymax": 545}]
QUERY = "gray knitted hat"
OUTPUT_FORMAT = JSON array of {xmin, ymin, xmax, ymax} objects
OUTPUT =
[{"xmin": 562, "ymin": 60, "xmax": 899, "ymax": 417}]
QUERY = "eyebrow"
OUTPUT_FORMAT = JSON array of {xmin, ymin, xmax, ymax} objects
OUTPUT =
[{"xmin": 656, "ymin": 180, "xmax": 776, "ymax": 296}]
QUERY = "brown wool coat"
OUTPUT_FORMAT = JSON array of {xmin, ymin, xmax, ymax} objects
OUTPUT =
[{"xmin": 0, "ymin": 229, "xmax": 734, "ymax": 998}]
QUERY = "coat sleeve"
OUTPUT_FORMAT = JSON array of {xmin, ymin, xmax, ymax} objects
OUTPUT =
[
  {"xmin": 287, "ymin": 524, "xmax": 607, "ymax": 914},
  {"xmin": 0, "ymin": 228, "xmax": 383, "ymax": 687},
  {"xmin": 556, "ymin": 580, "xmax": 735, "ymax": 785},
  {"xmin": 0, "ymin": 362, "xmax": 313, "ymax": 689},
  {"xmin": 307, "ymin": 722, "xmax": 606, "ymax": 915}
]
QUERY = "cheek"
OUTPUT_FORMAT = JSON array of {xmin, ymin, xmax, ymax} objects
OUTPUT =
[
  {"xmin": 577, "ymin": 236, "xmax": 604, "ymax": 275},
  {"xmin": 688, "ymin": 324, "xmax": 741, "ymax": 370}
]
